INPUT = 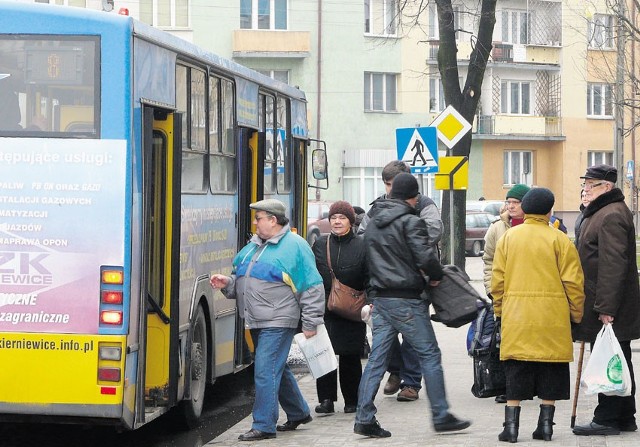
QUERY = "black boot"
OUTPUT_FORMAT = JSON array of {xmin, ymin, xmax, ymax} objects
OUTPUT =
[
  {"xmin": 532, "ymin": 404, "xmax": 555, "ymax": 441},
  {"xmin": 498, "ymin": 406, "xmax": 520, "ymax": 443}
]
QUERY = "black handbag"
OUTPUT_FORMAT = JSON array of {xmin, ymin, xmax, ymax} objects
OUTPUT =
[
  {"xmin": 471, "ymin": 320, "xmax": 506, "ymax": 398},
  {"xmin": 427, "ymin": 265, "xmax": 483, "ymax": 328}
]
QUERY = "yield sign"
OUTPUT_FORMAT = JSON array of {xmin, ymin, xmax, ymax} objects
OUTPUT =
[{"xmin": 395, "ymin": 127, "xmax": 438, "ymax": 174}]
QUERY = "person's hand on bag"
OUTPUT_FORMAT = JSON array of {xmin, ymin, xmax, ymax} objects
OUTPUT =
[
  {"xmin": 303, "ymin": 329, "xmax": 317, "ymax": 339},
  {"xmin": 599, "ymin": 314, "xmax": 614, "ymax": 325},
  {"xmin": 429, "ymin": 280, "xmax": 440, "ymax": 287}
]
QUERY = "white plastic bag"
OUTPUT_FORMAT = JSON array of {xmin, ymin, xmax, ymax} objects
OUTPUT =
[
  {"xmin": 581, "ymin": 324, "xmax": 632, "ymax": 396},
  {"xmin": 294, "ymin": 324, "xmax": 338, "ymax": 379}
]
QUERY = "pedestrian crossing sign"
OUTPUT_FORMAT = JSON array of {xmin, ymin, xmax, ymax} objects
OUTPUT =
[{"xmin": 395, "ymin": 127, "xmax": 438, "ymax": 174}]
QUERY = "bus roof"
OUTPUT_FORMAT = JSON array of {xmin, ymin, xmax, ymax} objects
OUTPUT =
[{"xmin": 0, "ymin": 1, "xmax": 306, "ymax": 103}]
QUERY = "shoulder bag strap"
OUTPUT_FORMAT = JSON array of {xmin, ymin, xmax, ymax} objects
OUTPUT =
[{"xmin": 325, "ymin": 236, "xmax": 336, "ymax": 278}]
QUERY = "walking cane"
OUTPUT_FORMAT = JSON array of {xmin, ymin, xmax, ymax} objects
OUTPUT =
[{"xmin": 571, "ymin": 341, "xmax": 586, "ymax": 428}]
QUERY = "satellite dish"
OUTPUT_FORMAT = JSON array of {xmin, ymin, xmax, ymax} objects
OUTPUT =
[{"xmin": 102, "ymin": 0, "xmax": 114, "ymax": 12}]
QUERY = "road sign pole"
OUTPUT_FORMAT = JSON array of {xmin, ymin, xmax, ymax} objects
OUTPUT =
[{"xmin": 449, "ymin": 189, "xmax": 454, "ymax": 265}]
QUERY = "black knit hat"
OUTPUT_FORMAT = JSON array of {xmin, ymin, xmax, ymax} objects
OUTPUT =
[
  {"xmin": 329, "ymin": 201, "xmax": 356, "ymax": 224},
  {"xmin": 390, "ymin": 173, "xmax": 419, "ymax": 200},
  {"xmin": 521, "ymin": 187, "xmax": 555, "ymax": 215}
]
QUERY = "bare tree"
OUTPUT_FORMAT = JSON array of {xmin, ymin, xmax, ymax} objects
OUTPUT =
[{"xmin": 400, "ymin": 0, "xmax": 498, "ymax": 267}]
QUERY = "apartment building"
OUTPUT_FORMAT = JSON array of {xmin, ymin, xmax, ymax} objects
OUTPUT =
[{"xmin": 25, "ymin": 0, "xmax": 639, "ymax": 226}]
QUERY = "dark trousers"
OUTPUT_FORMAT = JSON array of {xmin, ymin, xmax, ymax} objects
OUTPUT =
[
  {"xmin": 593, "ymin": 340, "xmax": 637, "ymax": 427},
  {"xmin": 316, "ymin": 353, "xmax": 362, "ymax": 406},
  {"xmin": 386, "ymin": 336, "xmax": 423, "ymax": 390}
]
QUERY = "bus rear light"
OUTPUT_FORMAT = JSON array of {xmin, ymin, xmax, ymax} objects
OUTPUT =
[
  {"xmin": 100, "ymin": 310, "xmax": 123, "ymax": 325},
  {"xmin": 101, "ymin": 270, "xmax": 123, "ymax": 285},
  {"xmin": 99, "ymin": 345, "xmax": 122, "ymax": 361},
  {"xmin": 100, "ymin": 387, "xmax": 117, "ymax": 395},
  {"xmin": 101, "ymin": 290, "xmax": 123, "ymax": 304},
  {"xmin": 98, "ymin": 367, "xmax": 121, "ymax": 382}
]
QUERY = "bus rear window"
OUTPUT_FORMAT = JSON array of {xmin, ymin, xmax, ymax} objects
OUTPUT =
[{"xmin": 0, "ymin": 35, "xmax": 99, "ymax": 137}]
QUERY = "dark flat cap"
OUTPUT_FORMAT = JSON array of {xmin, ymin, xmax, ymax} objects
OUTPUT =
[{"xmin": 581, "ymin": 164, "xmax": 617, "ymax": 183}]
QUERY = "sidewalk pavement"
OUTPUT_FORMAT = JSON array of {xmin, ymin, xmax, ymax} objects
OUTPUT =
[{"xmin": 205, "ymin": 258, "xmax": 639, "ymax": 446}]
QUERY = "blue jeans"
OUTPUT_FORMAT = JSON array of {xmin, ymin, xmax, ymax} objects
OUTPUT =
[
  {"xmin": 356, "ymin": 298, "xmax": 450, "ymax": 425},
  {"xmin": 386, "ymin": 338, "xmax": 422, "ymax": 391},
  {"xmin": 250, "ymin": 327, "xmax": 310, "ymax": 433}
]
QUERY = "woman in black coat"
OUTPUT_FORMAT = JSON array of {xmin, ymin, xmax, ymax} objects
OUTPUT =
[{"xmin": 311, "ymin": 201, "xmax": 367, "ymax": 414}]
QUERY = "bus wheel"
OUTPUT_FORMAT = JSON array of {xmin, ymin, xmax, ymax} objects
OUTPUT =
[{"xmin": 178, "ymin": 305, "xmax": 208, "ymax": 429}]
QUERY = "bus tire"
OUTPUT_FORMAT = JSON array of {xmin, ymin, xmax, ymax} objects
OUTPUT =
[{"xmin": 178, "ymin": 304, "xmax": 208, "ymax": 429}]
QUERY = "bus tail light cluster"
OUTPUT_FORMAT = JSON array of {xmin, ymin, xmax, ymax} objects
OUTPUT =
[
  {"xmin": 100, "ymin": 267, "xmax": 124, "ymax": 327},
  {"xmin": 98, "ymin": 343, "xmax": 122, "ymax": 395}
]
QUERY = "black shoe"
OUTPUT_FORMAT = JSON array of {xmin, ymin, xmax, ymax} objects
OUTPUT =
[
  {"xmin": 276, "ymin": 414, "xmax": 312, "ymax": 431},
  {"xmin": 238, "ymin": 428, "xmax": 276, "ymax": 441},
  {"xmin": 354, "ymin": 420, "xmax": 391, "ymax": 438},
  {"xmin": 572, "ymin": 421, "xmax": 620, "ymax": 436},
  {"xmin": 434, "ymin": 413, "xmax": 472, "ymax": 433},
  {"xmin": 314, "ymin": 399, "xmax": 335, "ymax": 414},
  {"xmin": 495, "ymin": 394, "xmax": 507, "ymax": 403},
  {"xmin": 344, "ymin": 404, "xmax": 357, "ymax": 413}
]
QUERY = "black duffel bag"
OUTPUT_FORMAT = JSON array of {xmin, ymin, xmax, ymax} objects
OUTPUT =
[
  {"xmin": 471, "ymin": 319, "xmax": 506, "ymax": 398},
  {"xmin": 426, "ymin": 264, "xmax": 485, "ymax": 328}
]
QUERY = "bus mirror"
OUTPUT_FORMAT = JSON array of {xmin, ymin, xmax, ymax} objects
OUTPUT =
[{"xmin": 312, "ymin": 149, "xmax": 327, "ymax": 180}]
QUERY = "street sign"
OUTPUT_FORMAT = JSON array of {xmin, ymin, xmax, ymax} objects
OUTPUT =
[
  {"xmin": 430, "ymin": 105, "xmax": 472, "ymax": 149},
  {"xmin": 395, "ymin": 127, "xmax": 438, "ymax": 174},
  {"xmin": 435, "ymin": 156, "xmax": 469, "ymax": 190},
  {"xmin": 626, "ymin": 160, "xmax": 634, "ymax": 181}
]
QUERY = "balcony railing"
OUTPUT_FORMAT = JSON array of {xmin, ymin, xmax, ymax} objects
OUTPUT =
[{"xmin": 475, "ymin": 115, "xmax": 563, "ymax": 137}]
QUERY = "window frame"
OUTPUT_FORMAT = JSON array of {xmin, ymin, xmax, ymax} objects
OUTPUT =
[
  {"xmin": 140, "ymin": 0, "xmax": 190, "ymax": 29},
  {"xmin": 500, "ymin": 80, "xmax": 532, "ymax": 115},
  {"xmin": 501, "ymin": 9, "xmax": 529, "ymax": 45},
  {"xmin": 503, "ymin": 150, "xmax": 532, "ymax": 186},
  {"xmin": 428, "ymin": 4, "xmax": 461, "ymax": 40},
  {"xmin": 364, "ymin": 72, "xmax": 397, "ymax": 113},
  {"xmin": 587, "ymin": 82, "xmax": 614, "ymax": 118},
  {"xmin": 364, "ymin": 0, "xmax": 398, "ymax": 37},
  {"xmin": 240, "ymin": 0, "xmax": 288, "ymax": 31},
  {"xmin": 587, "ymin": 151, "xmax": 614, "ymax": 167},
  {"xmin": 589, "ymin": 14, "xmax": 614, "ymax": 49}
]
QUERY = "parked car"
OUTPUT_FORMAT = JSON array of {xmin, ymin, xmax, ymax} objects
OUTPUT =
[
  {"xmin": 466, "ymin": 200, "xmax": 504, "ymax": 217},
  {"xmin": 306, "ymin": 200, "xmax": 333, "ymax": 245},
  {"xmin": 465, "ymin": 211, "xmax": 495, "ymax": 257}
]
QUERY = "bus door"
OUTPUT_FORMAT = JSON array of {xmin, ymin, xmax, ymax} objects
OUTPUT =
[
  {"xmin": 139, "ymin": 106, "xmax": 181, "ymax": 421},
  {"xmin": 233, "ymin": 126, "xmax": 260, "ymax": 366}
]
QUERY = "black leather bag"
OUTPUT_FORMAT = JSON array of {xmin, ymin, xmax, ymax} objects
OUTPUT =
[
  {"xmin": 427, "ymin": 265, "xmax": 483, "ymax": 328},
  {"xmin": 471, "ymin": 320, "xmax": 506, "ymax": 398}
]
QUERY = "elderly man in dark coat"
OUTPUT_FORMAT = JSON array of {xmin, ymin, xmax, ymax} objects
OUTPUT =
[{"xmin": 572, "ymin": 164, "xmax": 640, "ymax": 436}]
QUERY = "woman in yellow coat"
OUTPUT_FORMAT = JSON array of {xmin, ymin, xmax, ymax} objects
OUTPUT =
[{"xmin": 491, "ymin": 187, "xmax": 585, "ymax": 443}]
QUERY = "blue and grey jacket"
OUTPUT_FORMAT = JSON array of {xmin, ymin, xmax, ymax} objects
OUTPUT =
[{"xmin": 222, "ymin": 224, "xmax": 325, "ymax": 331}]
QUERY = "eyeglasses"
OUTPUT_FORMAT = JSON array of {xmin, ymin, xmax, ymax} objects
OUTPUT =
[
  {"xmin": 254, "ymin": 214, "xmax": 272, "ymax": 222},
  {"xmin": 505, "ymin": 200, "xmax": 521, "ymax": 206},
  {"xmin": 581, "ymin": 182, "xmax": 604, "ymax": 190}
]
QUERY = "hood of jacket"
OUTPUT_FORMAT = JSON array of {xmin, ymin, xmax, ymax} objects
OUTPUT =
[{"xmin": 370, "ymin": 198, "xmax": 416, "ymax": 228}]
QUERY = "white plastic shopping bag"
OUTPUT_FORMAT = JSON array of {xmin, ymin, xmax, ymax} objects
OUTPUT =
[
  {"xmin": 294, "ymin": 324, "xmax": 338, "ymax": 379},
  {"xmin": 581, "ymin": 324, "xmax": 632, "ymax": 396}
]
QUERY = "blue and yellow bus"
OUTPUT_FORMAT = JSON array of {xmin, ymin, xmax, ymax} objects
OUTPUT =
[{"xmin": 0, "ymin": 2, "xmax": 326, "ymax": 430}]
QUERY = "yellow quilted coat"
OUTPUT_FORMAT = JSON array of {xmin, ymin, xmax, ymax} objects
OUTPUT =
[{"xmin": 491, "ymin": 215, "xmax": 585, "ymax": 362}]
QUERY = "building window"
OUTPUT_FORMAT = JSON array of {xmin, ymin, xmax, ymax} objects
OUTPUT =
[
  {"xmin": 500, "ymin": 81, "xmax": 531, "ymax": 115},
  {"xmin": 364, "ymin": 0, "xmax": 397, "ymax": 36},
  {"xmin": 587, "ymin": 151, "xmax": 614, "ymax": 167},
  {"xmin": 501, "ymin": 10, "xmax": 529, "ymax": 44},
  {"xmin": 241, "ymin": 0, "xmax": 287, "ymax": 30},
  {"xmin": 256, "ymin": 69, "xmax": 289, "ymax": 84},
  {"xmin": 587, "ymin": 83, "xmax": 613, "ymax": 117},
  {"xmin": 140, "ymin": 0, "xmax": 189, "ymax": 28},
  {"xmin": 428, "ymin": 4, "xmax": 461, "ymax": 40},
  {"xmin": 503, "ymin": 150, "xmax": 532, "ymax": 185},
  {"xmin": 429, "ymin": 78, "xmax": 446, "ymax": 112},
  {"xmin": 589, "ymin": 14, "xmax": 614, "ymax": 49},
  {"xmin": 364, "ymin": 72, "xmax": 397, "ymax": 112}
]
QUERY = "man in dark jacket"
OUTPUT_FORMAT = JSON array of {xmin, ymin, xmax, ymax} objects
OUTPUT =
[
  {"xmin": 353, "ymin": 173, "xmax": 471, "ymax": 438},
  {"xmin": 573, "ymin": 164, "xmax": 640, "ymax": 436}
]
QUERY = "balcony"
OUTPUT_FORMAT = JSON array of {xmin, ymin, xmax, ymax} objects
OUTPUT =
[
  {"xmin": 232, "ymin": 30, "xmax": 310, "ymax": 58},
  {"xmin": 475, "ymin": 115, "xmax": 563, "ymax": 139}
]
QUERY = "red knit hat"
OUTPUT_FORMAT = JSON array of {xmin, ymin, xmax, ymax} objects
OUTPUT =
[{"xmin": 329, "ymin": 201, "xmax": 356, "ymax": 224}]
